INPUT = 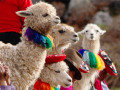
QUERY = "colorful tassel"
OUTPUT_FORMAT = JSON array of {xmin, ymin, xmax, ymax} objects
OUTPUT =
[
  {"xmin": 95, "ymin": 54, "xmax": 105, "ymax": 70},
  {"xmin": 51, "ymin": 86, "xmax": 55, "ymax": 90},
  {"xmin": 98, "ymin": 55, "xmax": 105, "ymax": 70},
  {"xmin": 45, "ymin": 36, "xmax": 52, "ymax": 48},
  {"xmin": 83, "ymin": 51, "xmax": 90, "ymax": 64},
  {"xmin": 55, "ymin": 87, "xmax": 60, "ymax": 90},
  {"xmin": 79, "ymin": 49, "xmax": 86, "ymax": 56},
  {"xmin": 89, "ymin": 52, "xmax": 97, "ymax": 68},
  {"xmin": 79, "ymin": 49, "xmax": 105, "ymax": 69},
  {"xmin": 25, "ymin": 27, "xmax": 53, "ymax": 49},
  {"xmin": 47, "ymin": 34, "xmax": 55, "ymax": 47},
  {"xmin": 34, "ymin": 79, "xmax": 59, "ymax": 90}
]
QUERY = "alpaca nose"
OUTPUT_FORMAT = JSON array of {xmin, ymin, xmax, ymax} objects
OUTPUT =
[
  {"xmin": 55, "ymin": 16, "xmax": 60, "ymax": 20},
  {"xmin": 91, "ymin": 34, "xmax": 93, "ymax": 36},
  {"xmin": 67, "ymin": 79, "xmax": 72, "ymax": 82},
  {"xmin": 73, "ymin": 34, "xmax": 78, "ymax": 37}
]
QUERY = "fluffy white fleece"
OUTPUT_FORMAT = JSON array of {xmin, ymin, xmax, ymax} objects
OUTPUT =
[{"xmin": 73, "ymin": 23, "xmax": 106, "ymax": 90}]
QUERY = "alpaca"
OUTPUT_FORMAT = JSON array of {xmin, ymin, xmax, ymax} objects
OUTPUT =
[
  {"xmin": 39, "ymin": 61, "xmax": 72, "ymax": 88},
  {"xmin": 0, "ymin": 2, "xmax": 60, "ymax": 90},
  {"xmin": 48, "ymin": 23, "xmax": 79, "ymax": 55},
  {"xmin": 73, "ymin": 23, "xmax": 106, "ymax": 90},
  {"xmin": 29, "ymin": 24, "xmax": 79, "ymax": 89}
]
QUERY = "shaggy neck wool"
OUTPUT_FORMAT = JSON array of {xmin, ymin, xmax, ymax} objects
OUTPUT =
[
  {"xmin": 34, "ymin": 79, "xmax": 59, "ymax": 90},
  {"xmin": 24, "ymin": 27, "xmax": 53, "ymax": 49}
]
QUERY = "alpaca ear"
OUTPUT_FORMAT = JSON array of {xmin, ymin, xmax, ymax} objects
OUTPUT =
[
  {"xmin": 16, "ymin": 11, "xmax": 33, "ymax": 17},
  {"xmin": 100, "ymin": 30, "xmax": 106, "ymax": 35},
  {"xmin": 78, "ymin": 30, "xmax": 85, "ymax": 36}
]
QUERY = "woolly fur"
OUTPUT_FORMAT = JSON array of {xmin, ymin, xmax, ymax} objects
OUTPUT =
[
  {"xmin": 29, "ymin": 24, "xmax": 79, "ymax": 89},
  {"xmin": 40, "ymin": 62, "xmax": 71, "ymax": 87},
  {"xmin": 48, "ymin": 23, "xmax": 79, "ymax": 55},
  {"xmin": 40, "ymin": 24, "xmax": 79, "ymax": 87},
  {"xmin": 73, "ymin": 24, "xmax": 106, "ymax": 90},
  {"xmin": 0, "ymin": 2, "xmax": 60, "ymax": 90}
]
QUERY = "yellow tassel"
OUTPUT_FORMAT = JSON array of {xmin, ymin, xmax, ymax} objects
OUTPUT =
[
  {"xmin": 99, "ymin": 55, "xmax": 105, "ymax": 70},
  {"xmin": 47, "ymin": 34, "xmax": 55, "ymax": 47},
  {"xmin": 95, "ymin": 54, "xmax": 105, "ymax": 70},
  {"xmin": 51, "ymin": 86, "xmax": 55, "ymax": 90}
]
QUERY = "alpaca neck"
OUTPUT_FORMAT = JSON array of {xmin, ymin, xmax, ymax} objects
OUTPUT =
[
  {"xmin": 82, "ymin": 37, "xmax": 100, "ymax": 54},
  {"xmin": 16, "ymin": 37, "xmax": 46, "ymax": 75},
  {"xmin": 48, "ymin": 39, "xmax": 70, "ymax": 55},
  {"xmin": 18, "ymin": 40, "xmax": 46, "ymax": 60},
  {"xmin": 77, "ymin": 69, "xmax": 98, "ymax": 90}
]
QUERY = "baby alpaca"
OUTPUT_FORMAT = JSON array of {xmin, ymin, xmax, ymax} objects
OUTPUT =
[
  {"xmin": 40, "ymin": 61, "xmax": 72, "ymax": 88},
  {"xmin": 0, "ymin": 2, "xmax": 60, "ymax": 90},
  {"xmin": 73, "ymin": 23, "xmax": 106, "ymax": 90}
]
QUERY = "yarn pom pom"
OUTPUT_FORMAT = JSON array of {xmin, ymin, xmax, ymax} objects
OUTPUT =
[
  {"xmin": 89, "ymin": 52, "xmax": 97, "ymax": 68},
  {"xmin": 79, "ymin": 49, "xmax": 86, "ymax": 56},
  {"xmin": 25, "ymin": 27, "xmax": 53, "ymax": 49},
  {"xmin": 44, "ymin": 36, "xmax": 52, "ymax": 49},
  {"xmin": 95, "ymin": 54, "xmax": 105, "ymax": 70}
]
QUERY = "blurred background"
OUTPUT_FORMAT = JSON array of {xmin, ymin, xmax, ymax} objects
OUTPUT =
[{"xmin": 32, "ymin": 0, "xmax": 120, "ymax": 90}]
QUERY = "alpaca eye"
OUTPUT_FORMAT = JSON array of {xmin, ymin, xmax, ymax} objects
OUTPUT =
[
  {"xmin": 59, "ymin": 30, "xmax": 65, "ymax": 33},
  {"xmin": 42, "ymin": 13, "xmax": 49, "ymax": 17},
  {"xmin": 55, "ymin": 70, "xmax": 60, "ymax": 73},
  {"xmin": 86, "ymin": 30, "xmax": 88, "ymax": 32},
  {"xmin": 96, "ymin": 30, "xmax": 99, "ymax": 32}
]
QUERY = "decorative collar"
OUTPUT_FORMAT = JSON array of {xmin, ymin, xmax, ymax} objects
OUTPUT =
[
  {"xmin": 34, "ymin": 79, "xmax": 59, "ymax": 90},
  {"xmin": 24, "ymin": 27, "xmax": 54, "ymax": 49},
  {"xmin": 78, "ymin": 49, "xmax": 105, "ymax": 70},
  {"xmin": 98, "ymin": 49, "xmax": 117, "ymax": 76}
]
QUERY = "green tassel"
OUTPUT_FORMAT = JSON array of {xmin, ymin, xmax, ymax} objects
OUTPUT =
[
  {"xmin": 45, "ymin": 36, "xmax": 52, "ymax": 49},
  {"xmin": 89, "ymin": 52, "xmax": 97, "ymax": 68},
  {"xmin": 55, "ymin": 87, "xmax": 60, "ymax": 90}
]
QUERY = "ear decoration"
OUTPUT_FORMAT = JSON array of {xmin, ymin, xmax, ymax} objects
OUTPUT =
[
  {"xmin": 16, "ymin": 11, "xmax": 33, "ymax": 17},
  {"xmin": 100, "ymin": 30, "xmax": 106, "ymax": 35}
]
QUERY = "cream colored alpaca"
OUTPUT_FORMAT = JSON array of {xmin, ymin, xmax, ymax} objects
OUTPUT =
[
  {"xmin": 73, "ymin": 24, "xmax": 106, "ymax": 90},
  {"xmin": 48, "ymin": 23, "xmax": 79, "ymax": 55},
  {"xmin": 40, "ymin": 24, "xmax": 79, "ymax": 86},
  {"xmin": 0, "ymin": 2, "xmax": 60, "ymax": 90},
  {"xmin": 29, "ymin": 24, "xmax": 79, "ymax": 89}
]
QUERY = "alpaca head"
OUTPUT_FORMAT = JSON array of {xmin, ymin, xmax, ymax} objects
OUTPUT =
[
  {"xmin": 40, "ymin": 61, "xmax": 72, "ymax": 87},
  {"xmin": 16, "ymin": 2, "xmax": 60, "ymax": 36},
  {"xmin": 78, "ymin": 24, "xmax": 106, "ymax": 40},
  {"xmin": 51, "ymin": 24, "xmax": 79, "ymax": 49}
]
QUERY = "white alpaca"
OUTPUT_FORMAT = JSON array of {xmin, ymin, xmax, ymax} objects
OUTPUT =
[
  {"xmin": 29, "ymin": 24, "xmax": 79, "ymax": 89},
  {"xmin": 73, "ymin": 23, "xmax": 106, "ymax": 90},
  {"xmin": 0, "ymin": 2, "xmax": 60, "ymax": 90}
]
